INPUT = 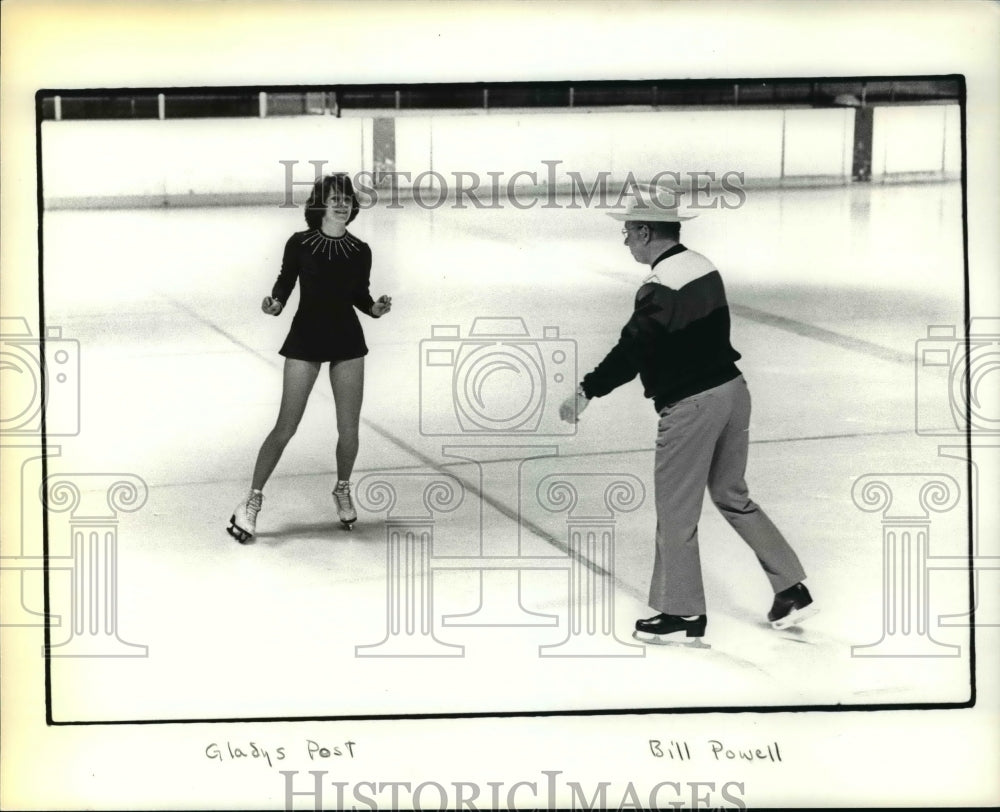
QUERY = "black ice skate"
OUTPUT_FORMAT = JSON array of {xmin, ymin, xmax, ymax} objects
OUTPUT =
[
  {"xmin": 768, "ymin": 582, "xmax": 818, "ymax": 630},
  {"xmin": 227, "ymin": 489, "xmax": 263, "ymax": 544},
  {"xmin": 333, "ymin": 480, "xmax": 357, "ymax": 530},
  {"xmin": 633, "ymin": 613, "xmax": 709, "ymax": 647}
]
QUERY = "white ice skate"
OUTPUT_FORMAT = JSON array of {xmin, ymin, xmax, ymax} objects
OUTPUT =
[
  {"xmin": 332, "ymin": 480, "xmax": 357, "ymax": 530},
  {"xmin": 227, "ymin": 489, "xmax": 263, "ymax": 544}
]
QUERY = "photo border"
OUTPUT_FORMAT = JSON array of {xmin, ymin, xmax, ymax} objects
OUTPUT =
[{"xmin": 35, "ymin": 72, "xmax": 977, "ymax": 726}]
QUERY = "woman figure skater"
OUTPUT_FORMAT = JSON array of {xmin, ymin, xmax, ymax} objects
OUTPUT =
[{"xmin": 228, "ymin": 173, "xmax": 392, "ymax": 542}]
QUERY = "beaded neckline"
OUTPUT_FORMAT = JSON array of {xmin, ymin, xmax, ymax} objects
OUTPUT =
[{"xmin": 303, "ymin": 229, "xmax": 363, "ymax": 259}]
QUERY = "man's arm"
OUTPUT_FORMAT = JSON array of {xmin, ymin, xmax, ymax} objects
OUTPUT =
[{"xmin": 580, "ymin": 282, "xmax": 672, "ymax": 399}]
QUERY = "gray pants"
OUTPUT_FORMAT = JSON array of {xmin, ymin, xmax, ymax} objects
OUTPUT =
[{"xmin": 649, "ymin": 375, "xmax": 805, "ymax": 615}]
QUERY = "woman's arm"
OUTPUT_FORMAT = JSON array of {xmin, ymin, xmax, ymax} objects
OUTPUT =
[
  {"xmin": 270, "ymin": 234, "xmax": 301, "ymax": 307},
  {"xmin": 353, "ymin": 245, "xmax": 378, "ymax": 317}
]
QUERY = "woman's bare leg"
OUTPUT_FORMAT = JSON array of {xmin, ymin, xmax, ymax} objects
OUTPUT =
[
  {"xmin": 251, "ymin": 358, "xmax": 321, "ymax": 490},
  {"xmin": 329, "ymin": 356, "xmax": 365, "ymax": 481}
]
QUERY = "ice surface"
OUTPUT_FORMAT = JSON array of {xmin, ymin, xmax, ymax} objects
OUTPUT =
[{"xmin": 38, "ymin": 182, "xmax": 972, "ymax": 721}]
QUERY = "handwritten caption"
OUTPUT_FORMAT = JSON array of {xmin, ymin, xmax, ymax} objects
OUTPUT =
[
  {"xmin": 205, "ymin": 739, "xmax": 356, "ymax": 769},
  {"xmin": 650, "ymin": 739, "xmax": 783, "ymax": 764}
]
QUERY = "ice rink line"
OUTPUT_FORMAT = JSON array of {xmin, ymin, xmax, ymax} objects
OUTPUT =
[
  {"xmin": 144, "ymin": 425, "xmax": 916, "ymax": 492},
  {"xmin": 729, "ymin": 304, "xmax": 913, "ymax": 365}
]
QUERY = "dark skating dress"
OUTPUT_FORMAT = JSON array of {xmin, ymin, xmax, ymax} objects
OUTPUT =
[{"xmin": 271, "ymin": 229, "xmax": 376, "ymax": 362}]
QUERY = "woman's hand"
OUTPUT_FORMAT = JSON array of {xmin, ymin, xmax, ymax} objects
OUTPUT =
[
  {"xmin": 371, "ymin": 295, "xmax": 393, "ymax": 317},
  {"xmin": 262, "ymin": 296, "xmax": 283, "ymax": 316}
]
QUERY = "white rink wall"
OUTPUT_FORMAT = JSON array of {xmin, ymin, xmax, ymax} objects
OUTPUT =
[
  {"xmin": 871, "ymin": 104, "xmax": 961, "ymax": 177},
  {"xmin": 41, "ymin": 105, "xmax": 959, "ymax": 207},
  {"xmin": 41, "ymin": 115, "xmax": 368, "ymax": 205}
]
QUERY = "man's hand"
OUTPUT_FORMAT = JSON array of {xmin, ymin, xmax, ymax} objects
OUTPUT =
[
  {"xmin": 262, "ymin": 296, "xmax": 283, "ymax": 316},
  {"xmin": 371, "ymin": 295, "xmax": 393, "ymax": 317},
  {"xmin": 559, "ymin": 389, "xmax": 590, "ymax": 423}
]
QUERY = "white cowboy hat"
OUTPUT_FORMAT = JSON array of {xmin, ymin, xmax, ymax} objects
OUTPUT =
[{"xmin": 606, "ymin": 198, "xmax": 698, "ymax": 222}]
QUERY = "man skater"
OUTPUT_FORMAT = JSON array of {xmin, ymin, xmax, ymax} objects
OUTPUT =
[{"xmin": 560, "ymin": 198, "xmax": 816, "ymax": 643}]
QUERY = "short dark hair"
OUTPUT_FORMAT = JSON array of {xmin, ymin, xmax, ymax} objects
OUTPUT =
[
  {"xmin": 637, "ymin": 220, "xmax": 681, "ymax": 241},
  {"xmin": 305, "ymin": 173, "xmax": 360, "ymax": 229}
]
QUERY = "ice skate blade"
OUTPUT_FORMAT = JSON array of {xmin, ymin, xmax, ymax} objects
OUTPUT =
[
  {"xmin": 632, "ymin": 630, "xmax": 711, "ymax": 649},
  {"xmin": 340, "ymin": 520, "xmax": 355, "ymax": 531},
  {"xmin": 226, "ymin": 525, "xmax": 253, "ymax": 544},
  {"xmin": 227, "ymin": 516, "xmax": 253, "ymax": 544},
  {"xmin": 770, "ymin": 604, "xmax": 819, "ymax": 630}
]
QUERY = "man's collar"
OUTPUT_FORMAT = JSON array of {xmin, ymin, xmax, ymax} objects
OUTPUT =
[{"xmin": 650, "ymin": 243, "xmax": 687, "ymax": 270}]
